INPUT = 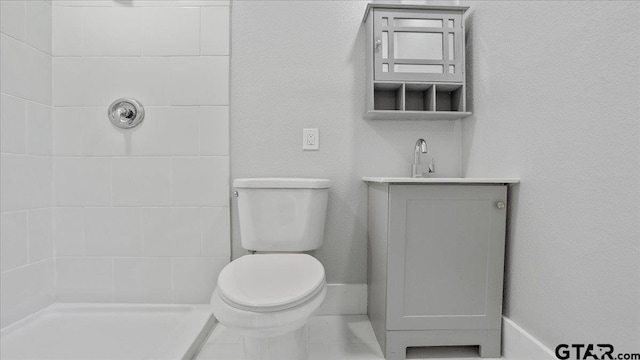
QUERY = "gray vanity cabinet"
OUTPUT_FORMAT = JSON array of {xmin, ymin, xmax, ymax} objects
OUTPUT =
[{"xmin": 367, "ymin": 183, "xmax": 507, "ymax": 359}]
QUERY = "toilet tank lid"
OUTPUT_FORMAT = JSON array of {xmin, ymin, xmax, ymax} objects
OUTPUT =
[{"xmin": 233, "ymin": 178, "xmax": 331, "ymax": 189}]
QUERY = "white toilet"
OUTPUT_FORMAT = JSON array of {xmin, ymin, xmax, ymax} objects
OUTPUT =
[{"xmin": 211, "ymin": 178, "xmax": 331, "ymax": 360}]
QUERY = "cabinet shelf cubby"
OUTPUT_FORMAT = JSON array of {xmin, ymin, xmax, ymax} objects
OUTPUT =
[
  {"xmin": 374, "ymin": 82, "xmax": 404, "ymax": 111},
  {"xmin": 435, "ymin": 83, "xmax": 464, "ymax": 112},
  {"xmin": 366, "ymin": 82, "xmax": 470, "ymax": 120},
  {"xmin": 405, "ymin": 83, "xmax": 434, "ymax": 111}
]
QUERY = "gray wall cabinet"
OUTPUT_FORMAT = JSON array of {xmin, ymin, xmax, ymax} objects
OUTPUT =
[
  {"xmin": 363, "ymin": 4, "xmax": 471, "ymax": 120},
  {"xmin": 367, "ymin": 183, "xmax": 508, "ymax": 359}
]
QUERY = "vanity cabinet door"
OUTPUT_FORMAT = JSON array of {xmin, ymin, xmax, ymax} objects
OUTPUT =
[
  {"xmin": 386, "ymin": 185, "xmax": 507, "ymax": 331},
  {"xmin": 373, "ymin": 9, "xmax": 464, "ymax": 82}
]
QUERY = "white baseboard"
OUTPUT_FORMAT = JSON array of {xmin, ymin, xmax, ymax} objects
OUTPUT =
[
  {"xmin": 317, "ymin": 284, "xmax": 367, "ymax": 315},
  {"xmin": 502, "ymin": 316, "xmax": 556, "ymax": 360}
]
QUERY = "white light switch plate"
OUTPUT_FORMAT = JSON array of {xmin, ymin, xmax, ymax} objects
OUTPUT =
[{"xmin": 303, "ymin": 128, "xmax": 319, "ymax": 150}]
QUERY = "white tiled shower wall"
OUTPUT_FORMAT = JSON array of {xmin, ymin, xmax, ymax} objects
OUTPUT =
[
  {"xmin": 51, "ymin": 0, "xmax": 231, "ymax": 305},
  {"xmin": 0, "ymin": 0, "xmax": 55, "ymax": 328},
  {"xmin": 1, "ymin": 0, "xmax": 231, "ymax": 328}
]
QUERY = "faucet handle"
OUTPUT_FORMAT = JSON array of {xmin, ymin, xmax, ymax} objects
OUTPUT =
[
  {"xmin": 411, "ymin": 158, "xmax": 436, "ymax": 178},
  {"xmin": 412, "ymin": 164, "xmax": 431, "ymax": 178}
]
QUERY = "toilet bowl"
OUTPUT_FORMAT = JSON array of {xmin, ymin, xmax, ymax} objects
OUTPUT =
[
  {"xmin": 210, "ymin": 178, "xmax": 331, "ymax": 360},
  {"xmin": 211, "ymin": 254, "xmax": 327, "ymax": 360}
]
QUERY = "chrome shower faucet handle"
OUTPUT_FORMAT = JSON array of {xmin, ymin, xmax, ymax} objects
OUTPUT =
[{"xmin": 108, "ymin": 98, "xmax": 145, "ymax": 129}]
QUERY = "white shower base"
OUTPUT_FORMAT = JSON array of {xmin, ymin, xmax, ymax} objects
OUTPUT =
[{"xmin": 0, "ymin": 303, "xmax": 215, "ymax": 360}]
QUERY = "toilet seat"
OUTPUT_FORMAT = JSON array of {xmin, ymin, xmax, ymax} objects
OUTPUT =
[{"xmin": 217, "ymin": 254, "xmax": 325, "ymax": 313}]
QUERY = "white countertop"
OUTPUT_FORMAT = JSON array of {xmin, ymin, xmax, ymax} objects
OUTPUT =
[{"xmin": 362, "ymin": 177, "xmax": 520, "ymax": 184}]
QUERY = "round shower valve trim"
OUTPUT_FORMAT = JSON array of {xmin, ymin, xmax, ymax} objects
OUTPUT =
[{"xmin": 108, "ymin": 98, "xmax": 145, "ymax": 129}]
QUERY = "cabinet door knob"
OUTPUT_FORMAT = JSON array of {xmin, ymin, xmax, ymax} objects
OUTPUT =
[
  {"xmin": 496, "ymin": 201, "xmax": 505, "ymax": 209},
  {"xmin": 375, "ymin": 39, "xmax": 382, "ymax": 48}
]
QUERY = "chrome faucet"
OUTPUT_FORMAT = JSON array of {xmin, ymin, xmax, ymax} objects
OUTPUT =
[{"xmin": 412, "ymin": 138, "xmax": 435, "ymax": 178}]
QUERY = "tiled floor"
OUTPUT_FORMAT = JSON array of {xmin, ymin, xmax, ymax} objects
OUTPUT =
[{"xmin": 194, "ymin": 315, "xmax": 500, "ymax": 360}]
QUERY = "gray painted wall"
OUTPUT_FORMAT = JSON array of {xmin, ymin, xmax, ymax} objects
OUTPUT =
[
  {"xmin": 230, "ymin": 0, "xmax": 462, "ymax": 284},
  {"xmin": 461, "ymin": 1, "xmax": 640, "ymax": 352},
  {"xmin": 232, "ymin": 1, "xmax": 640, "ymax": 352}
]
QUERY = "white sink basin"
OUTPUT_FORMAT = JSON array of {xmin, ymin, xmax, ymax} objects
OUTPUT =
[{"xmin": 362, "ymin": 177, "xmax": 519, "ymax": 184}]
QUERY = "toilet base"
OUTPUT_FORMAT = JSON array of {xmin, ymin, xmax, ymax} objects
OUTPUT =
[{"xmin": 241, "ymin": 323, "xmax": 309, "ymax": 360}]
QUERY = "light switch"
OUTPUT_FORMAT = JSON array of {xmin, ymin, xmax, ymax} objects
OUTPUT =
[{"xmin": 303, "ymin": 128, "xmax": 319, "ymax": 150}]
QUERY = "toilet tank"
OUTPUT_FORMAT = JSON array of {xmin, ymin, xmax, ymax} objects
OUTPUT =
[{"xmin": 234, "ymin": 178, "xmax": 330, "ymax": 252}]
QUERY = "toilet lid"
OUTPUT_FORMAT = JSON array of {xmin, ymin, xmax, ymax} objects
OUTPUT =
[{"xmin": 217, "ymin": 254, "xmax": 325, "ymax": 312}]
